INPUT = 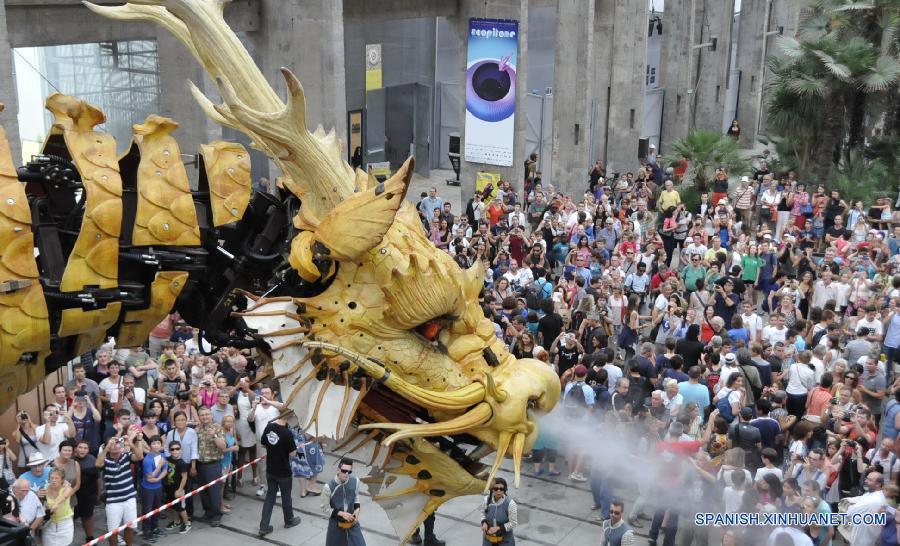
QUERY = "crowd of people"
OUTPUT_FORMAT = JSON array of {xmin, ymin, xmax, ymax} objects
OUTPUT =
[
  {"xmin": 5, "ymin": 150, "xmax": 900, "ymax": 546},
  {"xmin": 418, "ymin": 152, "xmax": 900, "ymax": 546},
  {"xmin": 2, "ymin": 331, "xmax": 327, "ymax": 546}
]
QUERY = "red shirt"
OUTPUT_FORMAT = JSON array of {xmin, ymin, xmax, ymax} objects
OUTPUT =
[
  {"xmin": 487, "ymin": 204, "xmax": 505, "ymax": 226},
  {"xmin": 651, "ymin": 271, "xmax": 678, "ymax": 291}
]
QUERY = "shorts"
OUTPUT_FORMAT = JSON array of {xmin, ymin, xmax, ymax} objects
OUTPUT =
[
  {"xmin": 165, "ymin": 487, "xmax": 185, "ymax": 513},
  {"xmin": 74, "ymin": 493, "xmax": 96, "ymax": 520},
  {"xmin": 105, "ymin": 497, "xmax": 138, "ymax": 531},
  {"xmin": 531, "ymin": 449, "xmax": 558, "ymax": 463}
]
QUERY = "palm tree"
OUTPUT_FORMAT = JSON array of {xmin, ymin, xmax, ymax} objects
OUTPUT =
[
  {"xmin": 665, "ymin": 130, "xmax": 749, "ymax": 193},
  {"xmin": 765, "ymin": 0, "xmax": 900, "ymax": 180}
]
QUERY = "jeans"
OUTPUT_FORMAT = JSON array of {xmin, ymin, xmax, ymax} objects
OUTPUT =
[
  {"xmin": 590, "ymin": 470, "xmax": 613, "ymax": 519},
  {"xmin": 649, "ymin": 509, "xmax": 679, "ymax": 546},
  {"xmin": 197, "ymin": 461, "xmax": 222, "ymax": 520},
  {"xmin": 141, "ymin": 487, "xmax": 163, "ymax": 535},
  {"xmin": 259, "ymin": 475, "xmax": 294, "ymax": 529}
]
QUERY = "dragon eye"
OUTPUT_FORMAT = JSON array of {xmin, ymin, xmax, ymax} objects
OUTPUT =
[{"xmin": 416, "ymin": 320, "xmax": 443, "ymax": 341}]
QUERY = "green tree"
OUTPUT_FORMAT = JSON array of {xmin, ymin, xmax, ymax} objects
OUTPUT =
[
  {"xmin": 765, "ymin": 0, "xmax": 900, "ymax": 180},
  {"xmin": 665, "ymin": 130, "xmax": 749, "ymax": 193}
]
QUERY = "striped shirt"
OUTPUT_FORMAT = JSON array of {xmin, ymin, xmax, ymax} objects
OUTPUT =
[{"xmin": 102, "ymin": 452, "xmax": 136, "ymax": 504}]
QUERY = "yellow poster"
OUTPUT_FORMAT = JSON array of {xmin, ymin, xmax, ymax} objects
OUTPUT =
[
  {"xmin": 475, "ymin": 171, "xmax": 501, "ymax": 201},
  {"xmin": 365, "ymin": 44, "xmax": 382, "ymax": 91}
]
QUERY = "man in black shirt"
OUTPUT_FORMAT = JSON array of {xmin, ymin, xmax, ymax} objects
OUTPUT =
[
  {"xmin": 825, "ymin": 214, "xmax": 850, "ymax": 245},
  {"xmin": 729, "ymin": 407, "xmax": 763, "ymax": 471},
  {"xmin": 258, "ymin": 412, "xmax": 301, "ymax": 536},
  {"xmin": 553, "ymin": 333, "xmax": 583, "ymax": 377},
  {"xmin": 537, "ymin": 300, "xmax": 564, "ymax": 348},
  {"xmin": 715, "ymin": 266, "xmax": 746, "ymax": 299}
]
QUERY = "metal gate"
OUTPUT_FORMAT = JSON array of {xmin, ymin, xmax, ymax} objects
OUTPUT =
[
  {"xmin": 525, "ymin": 91, "xmax": 553, "ymax": 186},
  {"xmin": 433, "ymin": 81, "xmax": 461, "ymax": 170},
  {"xmin": 642, "ymin": 88, "xmax": 665, "ymax": 151}
]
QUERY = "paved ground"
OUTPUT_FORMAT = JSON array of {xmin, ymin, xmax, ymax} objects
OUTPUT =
[
  {"xmin": 408, "ymin": 168, "xmax": 463, "ymax": 213},
  {"xmin": 71, "ymin": 449, "xmax": 656, "ymax": 546}
]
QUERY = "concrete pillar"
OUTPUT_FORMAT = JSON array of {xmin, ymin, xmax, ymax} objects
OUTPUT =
[
  {"xmin": 604, "ymin": 0, "xmax": 648, "ymax": 175},
  {"xmin": 155, "ymin": 31, "xmax": 219, "ymax": 157},
  {"xmin": 0, "ymin": 0, "xmax": 21, "ymax": 164},
  {"xmin": 691, "ymin": 0, "xmax": 735, "ymax": 133},
  {"xmin": 550, "ymin": 0, "xmax": 594, "ymax": 196},
  {"xmin": 254, "ymin": 0, "xmax": 347, "ymax": 142},
  {"xmin": 455, "ymin": 0, "xmax": 528, "ymax": 205},
  {"xmin": 660, "ymin": 0, "xmax": 697, "ymax": 149},
  {"xmin": 734, "ymin": 0, "xmax": 768, "ymax": 148}
]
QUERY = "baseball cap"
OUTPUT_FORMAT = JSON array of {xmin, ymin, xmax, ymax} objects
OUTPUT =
[
  {"xmin": 740, "ymin": 407, "xmax": 754, "ymax": 420},
  {"xmin": 686, "ymin": 237, "xmax": 694, "ymax": 243},
  {"xmin": 573, "ymin": 365, "xmax": 588, "ymax": 376}
]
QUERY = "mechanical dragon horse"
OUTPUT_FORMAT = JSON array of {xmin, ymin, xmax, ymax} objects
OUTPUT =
[{"xmin": 0, "ymin": 0, "xmax": 559, "ymax": 541}]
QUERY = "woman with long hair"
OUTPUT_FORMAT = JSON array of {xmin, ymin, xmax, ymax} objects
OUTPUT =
[
  {"xmin": 510, "ymin": 331, "xmax": 536, "ymax": 360},
  {"xmin": 617, "ymin": 294, "xmax": 645, "ymax": 360},
  {"xmin": 675, "ymin": 324, "xmax": 706, "ymax": 368}
]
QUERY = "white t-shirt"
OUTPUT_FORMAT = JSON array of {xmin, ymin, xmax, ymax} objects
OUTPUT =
[
  {"xmin": 99, "ymin": 376, "xmax": 123, "ymax": 402},
  {"xmin": 741, "ymin": 313, "xmax": 763, "ymax": 341},
  {"xmin": 857, "ymin": 317, "xmax": 884, "ymax": 338},
  {"xmin": 786, "ymin": 363, "xmax": 815, "ymax": 395},
  {"xmin": 755, "ymin": 466, "xmax": 784, "ymax": 483},
  {"xmin": 35, "ymin": 422, "xmax": 69, "ymax": 459},
  {"xmin": 253, "ymin": 404, "xmax": 281, "ymax": 442},
  {"xmin": 762, "ymin": 325, "xmax": 787, "ymax": 345}
]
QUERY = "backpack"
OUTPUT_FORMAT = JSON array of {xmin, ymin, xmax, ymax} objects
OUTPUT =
[
  {"xmin": 525, "ymin": 278, "xmax": 551, "ymax": 310},
  {"xmin": 564, "ymin": 382, "xmax": 589, "ymax": 417},
  {"xmin": 716, "ymin": 393, "xmax": 735, "ymax": 423}
]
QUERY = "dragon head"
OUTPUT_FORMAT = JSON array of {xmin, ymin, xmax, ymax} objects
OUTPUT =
[{"xmin": 87, "ymin": 0, "xmax": 559, "ymax": 540}]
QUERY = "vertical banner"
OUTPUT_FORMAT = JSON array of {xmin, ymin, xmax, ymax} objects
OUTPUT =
[
  {"xmin": 365, "ymin": 44, "xmax": 382, "ymax": 91},
  {"xmin": 464, "ymin": 18, "xmax": 518, "ymax": 167}
]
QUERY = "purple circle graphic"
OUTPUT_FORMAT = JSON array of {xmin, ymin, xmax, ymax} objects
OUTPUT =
[{"xmin": 466, "ymin": 60, "xmax": 516, "ymax": 122}]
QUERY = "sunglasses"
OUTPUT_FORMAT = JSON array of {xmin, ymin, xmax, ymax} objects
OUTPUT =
[
  {"xmin": 339, "ymin": 468, "xmax": 353, "ymax": 475},
  {"xmin": 491, "ymin": 486, "xmax": 506, "ymax": 491},
  {"xmin": 610, "ymin": 510, "xmax": 622, "ymax": 515},
  {"xmin": 170, "ymin": 447, "xmax": 181, "ymax": 451}
]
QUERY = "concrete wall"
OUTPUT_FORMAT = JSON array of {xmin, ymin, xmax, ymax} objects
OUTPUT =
[
  {"xmin": 0, "ymin": 0, "xmax": 21, "ymax": 163},
  {"xmin": 343, "ymin": 17, "xmax": 435, "ymax": 113},
  {"xmin": 550, "ymin": 0, "xmax": 593, "ymax": 195},
  {"xmin": 526, "ymin": 5, "xmax": 556, "ymax": 94}
]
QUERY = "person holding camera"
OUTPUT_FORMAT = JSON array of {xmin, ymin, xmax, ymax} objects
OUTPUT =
[
  {"xmin": 35, "ymin": 405, "xmax": 75, "ymax": 460},
  {"xmin": 97, "ymin": 428, "xmax": 144, "ymax": 546},
  {"xmin": 70, "ymin": 389, "xmax": 101, "ymax": 454}
]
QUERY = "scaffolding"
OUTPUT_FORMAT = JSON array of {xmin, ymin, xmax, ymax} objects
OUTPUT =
[{"xmin": 40, "ymin": 39, "xmax": 161, "ymax": 147}]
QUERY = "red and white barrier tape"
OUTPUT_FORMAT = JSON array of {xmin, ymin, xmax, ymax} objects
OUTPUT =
[{"xmin": 83, "ymin": 455, "xmax": 266, "ymax": 546}]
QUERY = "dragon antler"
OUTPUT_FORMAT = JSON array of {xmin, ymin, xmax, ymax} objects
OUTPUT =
[{"xmin": 84, "ymin": 0, "xmax": 355, "ymax": 224}]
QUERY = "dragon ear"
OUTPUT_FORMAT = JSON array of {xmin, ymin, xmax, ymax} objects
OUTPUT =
[{"xmin": 313, "ymin": 156, "xmax": 414, "ymax": 261}]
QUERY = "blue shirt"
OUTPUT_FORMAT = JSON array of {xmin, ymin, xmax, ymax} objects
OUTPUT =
[
  {"xmin": 141, "ymin": 452, "xmax": 167, "ymax": 490},
  {"xmin": 562, "ymin": 381, "xmax": 596, "ymax": 407},
  {"xmin": 18, "ymin": 467, "xmax": 50, "ymax": 492},
  {"xmin": 677, "ymin": 381, "xmax": 711, "ymax": 412},
  {"xmin": 728, "ymin": 328, "xmax": 750, "ymax": 346}
]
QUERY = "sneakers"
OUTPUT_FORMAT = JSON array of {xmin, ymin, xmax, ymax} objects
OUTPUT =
[
  {"xmin": 256, "ymin": 486, "xmax": 266, "ymax": 497},
  {"xmin": 178, "ymin": 523, "xmax": 190, "ymax": 535},
  {"xmin": 568, "ymin": 472, "xmax": 587, "ymax": 482},
  {"xmin": 548, "ymin": 470, "xmax": 561, "ymax": 477},
  {"xmin": 165, "ymin": 521, "xmax": 180, "ymax": 530}
]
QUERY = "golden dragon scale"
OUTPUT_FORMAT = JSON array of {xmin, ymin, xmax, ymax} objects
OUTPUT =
[{"xmin": 0, "ymin": 1, "xmax": 561, "ymax": 542}]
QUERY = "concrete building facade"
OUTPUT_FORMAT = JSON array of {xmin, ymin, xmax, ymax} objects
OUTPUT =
[{"xmin": 0, "ymin": 0, "xmax": 800, "ymax": 197}]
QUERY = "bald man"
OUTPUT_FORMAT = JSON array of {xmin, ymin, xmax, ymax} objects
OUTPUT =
[{"xmin": 8, "ymin": 478, "xmax": 44, "ymax": 533}]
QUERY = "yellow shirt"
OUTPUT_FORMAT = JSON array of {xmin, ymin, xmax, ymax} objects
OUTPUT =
[
  {"xmin": 47, "ymin": 488, "xmax": 73, "ymax": 523},
  {"xmin": 657, "ymin": 189, "xmax": 682, "ymax": 212}
]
